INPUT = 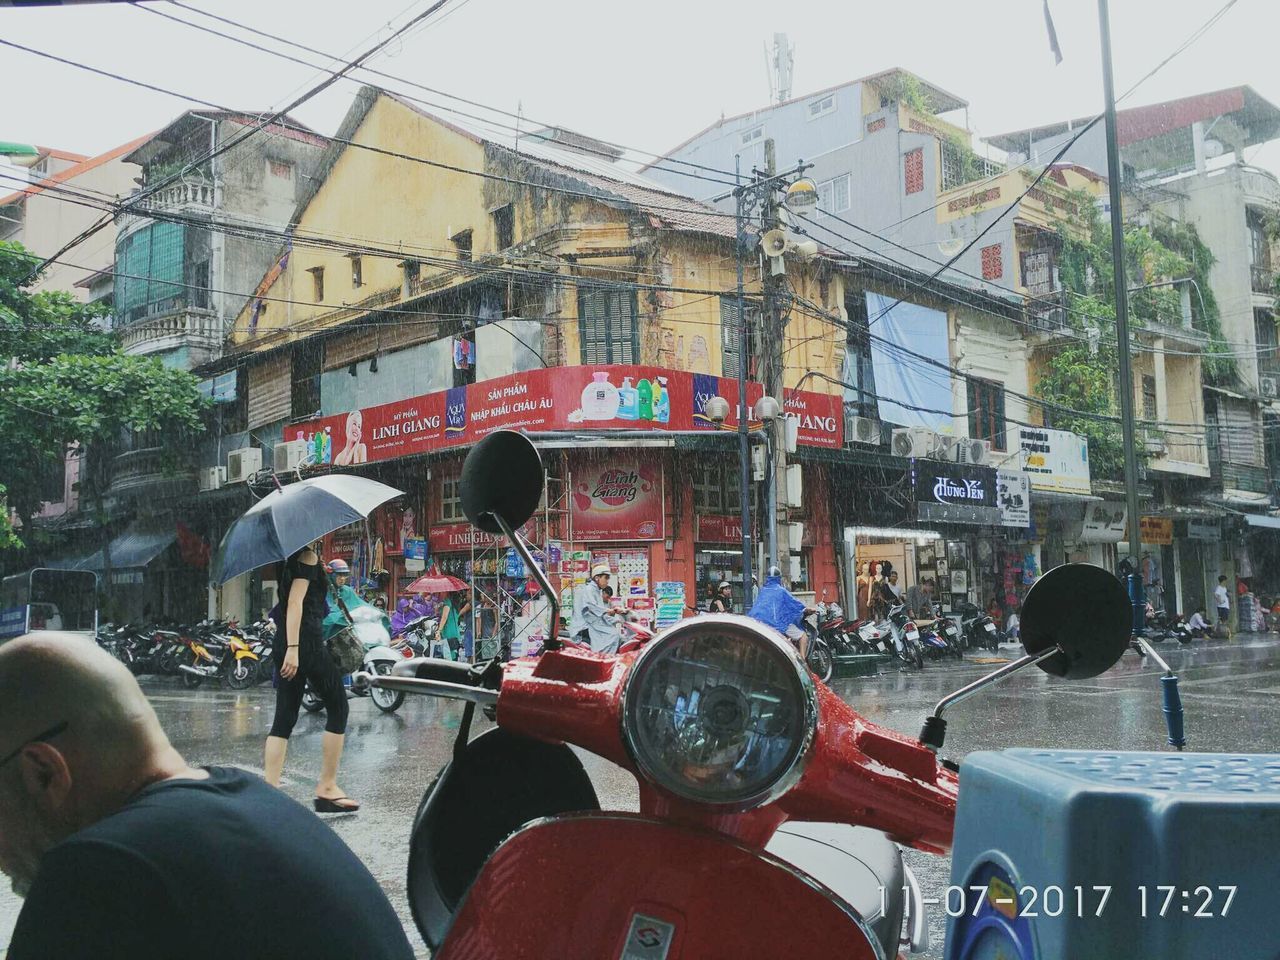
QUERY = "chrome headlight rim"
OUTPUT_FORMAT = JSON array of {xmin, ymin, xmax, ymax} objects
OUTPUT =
[{"xmin": 619, "ymin": 613, "xmax": 819, "ymax": 812}]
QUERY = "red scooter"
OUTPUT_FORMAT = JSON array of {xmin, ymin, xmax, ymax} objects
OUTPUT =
[{"xmin": 360, "ymin": 431, "xmax": 1138, "ymax": 959}]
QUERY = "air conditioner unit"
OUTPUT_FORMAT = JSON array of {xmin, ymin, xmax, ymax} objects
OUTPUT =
[
  {"xmin": 226, "ymin": 447, "xmax": 263, "ymax": 483},
  {"xmin": 198, "ymin": 466, "xmax": 226, "ymax": 492},
  {"xmin": 891, "ymin": 426, "xmax": 937, "ymax": 459},
  {"xmin": 932, "ymin": 434, "xmax": 958, "ymax": 461},
  {"xmin": 952, "ymin": 440, "xmax": 988, "ymax": 465},
  {"xmin": 1262, "ymin": 376, "xmax": 1278, "ymax": 399},
  {"xmin": 274, "ymin": 439, "xmax": 311, "ymax": 474},
  {"xmin": 845, "ymin": 414, "xmax": 881, "ymax": 446},
  {"xmin": 952, "ymin": 438, "xmax": 992, "ymax": 465}
]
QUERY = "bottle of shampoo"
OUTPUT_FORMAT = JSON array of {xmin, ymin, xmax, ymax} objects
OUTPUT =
[
  {"xmin": 581, "ymin": 372, "xmax": 621, "ymax": 420},
  {"xmin": 654, "ymin": 377, "xmax": 670, "ymax": 423},
  {"xmin": 637, "ymin": 378, "xmax": 653, "ymax": 420},
  {"xmin": 617, "ymin": 377, "xmax": 639, "ymax": 420}
]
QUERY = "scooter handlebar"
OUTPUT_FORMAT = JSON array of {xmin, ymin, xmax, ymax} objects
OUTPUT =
[{"xmin": 356, "ymin": 657, "xmax": 499, "ymax": 705}]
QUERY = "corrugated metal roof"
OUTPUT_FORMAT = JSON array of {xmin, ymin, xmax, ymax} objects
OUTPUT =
[
  {"xmin": 51, "ymin": 527, "xmax": 176, "ymax": 572},
  {"xmin": 389, "ymin": 93, "xmax": 736, "ymax": 238}
]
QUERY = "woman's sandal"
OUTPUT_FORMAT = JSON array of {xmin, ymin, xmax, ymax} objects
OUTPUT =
[{"xmin": 314, "ymin": 795, "xmax": 360, "ymax": 813}]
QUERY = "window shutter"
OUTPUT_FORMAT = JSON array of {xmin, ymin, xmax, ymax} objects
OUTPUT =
[
  {"xmin": 247, "ymin": 353, "xmax": 292, "ymax": 428},
  {"xmin": 578, "ymin": 286, "xmax": 639, "ymax": 364}
]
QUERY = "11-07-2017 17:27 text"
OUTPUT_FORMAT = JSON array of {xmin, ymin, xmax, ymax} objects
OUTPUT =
[{"xmin": 881, "ymin": 883, "xmax": 1239, "ymax": 920}]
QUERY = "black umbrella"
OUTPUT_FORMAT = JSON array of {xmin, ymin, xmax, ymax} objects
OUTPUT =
[{"xmin": 213, "ymin": 475, "xmax": 404, "ymax": 585}]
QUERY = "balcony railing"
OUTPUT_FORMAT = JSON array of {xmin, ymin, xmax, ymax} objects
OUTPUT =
[
  {"xmin": 108, "ymin": 447, "xmax": 195, "ymax": 501},
  {"xmin": 116, "ymin": 176, "xmax": 215, "ymax": 237},
  {"xmin": 1251, "ymin": 264, "xmax": 1275, "ymax": 295},
  {"xmin": 1025, "ymin": 289, "xmax": 1070, "ymax": 334},
  {"xmin": 118, "ymin": 306, "xmax": 222, "ymax": 359}
]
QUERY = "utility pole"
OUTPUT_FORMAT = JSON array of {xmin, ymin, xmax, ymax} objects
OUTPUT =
[
  {"xmin": 1098, "ymin": 0, "xmax": 1143, "ymax": 624},
  {"xmin": 762, "ymin": 139, "xmax": 789, "ymax": 582},
  {"xmin": 731, "ymin": 152, "xmax": 815, "ymax": 605},
  {"xmin": 735, "ymin": 156, "xmax": 754, "ymax": 608}
]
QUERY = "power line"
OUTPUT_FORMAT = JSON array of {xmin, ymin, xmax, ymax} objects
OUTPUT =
[
  {"xmin": 0, "ymin": 38, "xmax": 742, "ymax": 230},
  {"xmin": 166, "ymin": 0, "xmax": 742, "ymax": 184},
  {"xmin": 14, "ymin": 0, "xmax": 463, "ymax": 281}
]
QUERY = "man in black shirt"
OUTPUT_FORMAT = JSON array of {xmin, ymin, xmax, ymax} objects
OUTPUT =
[{"xmin": 0, "ymin": 633, "xmax": 415, "ymax": 960}]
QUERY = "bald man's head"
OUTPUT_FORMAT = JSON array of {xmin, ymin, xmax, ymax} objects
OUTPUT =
[{"xmin": 0, "ymin": 634, "xmax": 185, "ymax": 897}]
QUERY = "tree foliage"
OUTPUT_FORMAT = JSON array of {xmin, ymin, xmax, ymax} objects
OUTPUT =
[
  {"xmin": 1038, "ymin": 198, "xmax": 1212, "ymax": 479},
  {"xmin": 0, "ymin": 241, "xmax": 208, "ymax": 552}
]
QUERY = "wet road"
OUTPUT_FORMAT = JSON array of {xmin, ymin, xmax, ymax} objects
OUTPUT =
[{"xmin": 2, "ymin": 634, "xmax": 1279, "ymax": 958}]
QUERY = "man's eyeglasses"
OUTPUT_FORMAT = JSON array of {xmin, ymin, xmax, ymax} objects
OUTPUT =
[{"xmin": 0, "ymin": 722, "xmax": 69, "ymax": 770}]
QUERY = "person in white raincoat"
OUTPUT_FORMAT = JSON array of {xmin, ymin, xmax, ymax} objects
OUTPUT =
[{"xmin": 568, "ymin": 563, "xmax": 621, "ymax": 653}]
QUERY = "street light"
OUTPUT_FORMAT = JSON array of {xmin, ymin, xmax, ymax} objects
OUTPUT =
[{"xmin": 784, "ymin": 178, "xmax": 819, "ymax": 215}]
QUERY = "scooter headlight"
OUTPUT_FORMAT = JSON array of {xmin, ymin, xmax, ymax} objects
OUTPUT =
[{"xmin": 620, "ymin": 614, "xmax": 818, "ymax": 810}]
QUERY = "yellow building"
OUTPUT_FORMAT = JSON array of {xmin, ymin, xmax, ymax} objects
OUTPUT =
[{"xmin": 229, "ymin": 87, "xmax": 843, "ymax": 395}]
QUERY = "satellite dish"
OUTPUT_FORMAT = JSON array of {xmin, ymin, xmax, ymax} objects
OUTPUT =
[{"xmin": 1204, "ymin": 139, "xmax": 1225, "ymax": 159}]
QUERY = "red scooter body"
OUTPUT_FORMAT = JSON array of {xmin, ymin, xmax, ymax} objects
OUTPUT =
[
  {"xmin": 437, "ymin": 814, "xmax": 882, "ymax": 960},
  {"xmin": 411, "ymin": 638, "xmax": 957, "ymax": 959}
]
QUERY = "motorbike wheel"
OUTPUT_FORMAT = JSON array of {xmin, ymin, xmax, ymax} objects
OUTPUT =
[
  {"xmin": 182, "ymin": 668, "xmax": 203, "ymax": 690},
  {"xmin": 226, "ymin": 657, "xmax": 257, "ymax": 690},
  {"xmin": 908, "ymin": 639, "xmax": 925, "ymax": 669},
  {"xmin": 369, "ymin": 662, "xmax": 405, "ymax": 713},
  {"xmin": 301, "ymin": 684, "xmax": 324, "ymax": 713},
  {"xmin": 805, "ymin": 638, "xmax": 834, "ymax": 684}
]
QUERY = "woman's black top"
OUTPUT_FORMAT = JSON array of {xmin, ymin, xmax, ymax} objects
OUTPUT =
[{"xmin": 275, "ymin": 552, "xmax": 327, "ymax": 664}]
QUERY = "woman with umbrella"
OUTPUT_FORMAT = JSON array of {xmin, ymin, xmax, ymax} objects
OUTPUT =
[
  {"xmin": 403, "ymin": 568, "xmax": 469, "ymax": 660},
  {"xmin": 216, "ymin": 474, "xmax": 404, "ymax": 815},
  {"xmin": 265, "ymin": 542, "xmax": 358, "ymax": 813}
]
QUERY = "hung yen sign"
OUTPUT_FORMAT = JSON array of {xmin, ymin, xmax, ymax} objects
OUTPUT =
[{"xmin": 914, "ymin": 461, "xmax": 1001, "ymax": 526}]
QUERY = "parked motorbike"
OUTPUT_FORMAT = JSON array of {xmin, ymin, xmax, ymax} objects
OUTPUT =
[
  {"xmin": 394, "ymin": 614, "xmax": 439, "ymax": 657},
  {"xmin": 360, "ymin": 432, "xmax": 1190, "ymax": 959},
  {"xmin": 886, "ymin": 603, "xmax": 926, "ymax": 669},
  {"xmin": 957, "ymin": 602, "xmax": 1001, "ymax": 652},
  {"xmin": 303, "ymin": 605, "xmax": 405, "ymax": 714}
]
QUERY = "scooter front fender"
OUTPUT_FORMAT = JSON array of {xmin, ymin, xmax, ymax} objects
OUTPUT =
[
  {"xmin": 436, "ymin": 814, "xmax": 884, "ymax": 960},
  {"xmin": 362, "ymin": 645, "xmax": 400, "ymax": 665}
]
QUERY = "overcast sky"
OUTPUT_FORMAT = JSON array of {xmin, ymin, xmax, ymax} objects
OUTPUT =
[{"xmin": 3, "ymin": 0, "xmax": 1279, "ymax": 189}]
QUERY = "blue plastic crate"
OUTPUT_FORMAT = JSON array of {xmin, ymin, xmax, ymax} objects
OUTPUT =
[{"xmin": 945, "ymin": 749, "xmax": 1280, "ymax": 960}]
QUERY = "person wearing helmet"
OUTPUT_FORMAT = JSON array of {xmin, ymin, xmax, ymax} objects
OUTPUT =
[
  {"xmin": 709, "ymin": 580, "xmax": 735, "ymax": 614},
  {"xmin": 567, "ymin": 563, "xmax": 620, "ymax": 653}
]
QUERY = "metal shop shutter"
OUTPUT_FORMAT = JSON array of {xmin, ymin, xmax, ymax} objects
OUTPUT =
[{"xmin": 247, "ymin": 353, "xmax": 292, "ymax": 428}]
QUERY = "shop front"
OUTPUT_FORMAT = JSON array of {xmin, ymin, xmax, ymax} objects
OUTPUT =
[
  {"xmin": 281, "ymin": 362, "xmax": 846, "ymax": 655},
  {"xmin": 912, "ymin": 459, "xmax": 1001, "ymax": 616}
]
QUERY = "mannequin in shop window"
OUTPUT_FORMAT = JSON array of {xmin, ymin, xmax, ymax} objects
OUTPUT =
[
  {"xmin": 871, "ymin": 562, "xmax": 898, "ymax": 619},
  {"xmin": 855, "ymin": 562, "xmax": 873, "ymax": 621}
]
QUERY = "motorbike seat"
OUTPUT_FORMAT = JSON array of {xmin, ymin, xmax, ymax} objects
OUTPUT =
[
  {"xmin": 765, "ymin": 822, "xmax": 905, "ymax": 959},
  {"xmin": 408, "ymin": 727, "xmax": 600, "ymax": 950}
]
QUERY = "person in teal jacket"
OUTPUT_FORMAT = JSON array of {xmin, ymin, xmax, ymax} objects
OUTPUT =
[{"xmin": 324, "ymin": 559, "xmax": 390, "ymax": 641}]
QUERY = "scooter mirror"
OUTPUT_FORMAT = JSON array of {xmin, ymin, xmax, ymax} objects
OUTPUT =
[
  {"xmin": 460, "ymin": 430, "xmax": 545, "ymax": 534},
  {"xmin": 1020, "ymin": 563, "xmax": 1131, "ymax": 679}
]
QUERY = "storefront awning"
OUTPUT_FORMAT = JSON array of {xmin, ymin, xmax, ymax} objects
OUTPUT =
[
  {"xmin": 1242, "ymin": 514, "xmax": 1280, "ymax": 531},
  {"xmin": 51, "ymin": 527, "xmax": 177, "ymax": 573},
  {"xmin": 1028, "ymin": 489, "xmax": 1103, "ymax": 503}
]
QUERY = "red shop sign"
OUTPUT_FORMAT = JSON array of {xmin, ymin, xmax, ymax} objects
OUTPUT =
[
  {"xmin": 783, "ymin": 388, "xmax": 844, "ymax": 449},
  {"xmin": 428, "ymin": 519, "xmax": 536, "ymax": 553},
  {"xmin": 695, "ymin": 514, "xmax": 743, "ymax": 544},
  {"xmin": 289, "ymin": 366, "xmax": 849, "ymax": 467},
  {"xmin": 428, "ymin": 522, "xmax": 501, "ymax": 553},
  {"xmin": 571, "ymin": 455, "xmax": 664, "ymax": 542}
]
